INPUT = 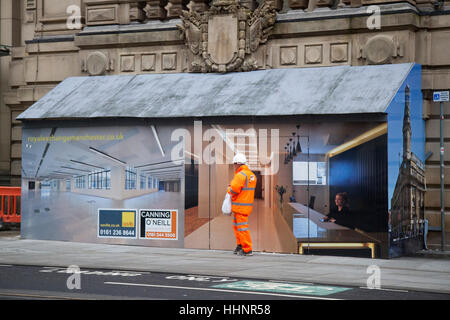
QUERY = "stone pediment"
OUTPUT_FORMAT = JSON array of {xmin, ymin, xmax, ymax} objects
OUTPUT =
[{"xmin": 178, "ymin": 0, "xmax": 276, "ymax": 73}]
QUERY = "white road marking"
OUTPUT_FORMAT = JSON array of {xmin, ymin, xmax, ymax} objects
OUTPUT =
[
  {"xmin": 0, "ymin": 291, "xmax": 88, "ymax": 300},
  {"xmin": 104, "ymin": 281, "xmax": 343, "ymax": 300},
  {"xmin": 359, "ymin": 286, "xmax": 408, "ymax": 293},
  {"xmin": 38, "ymin": 266, "xmax": 148, "ymax": 276},
  {"xmin": 166, "ymin": 274, "xmax": 238, "ymax": 283},
  {"xmin": 268, "ymin": 279, "xmax": 315, "ymax": 285},
  {"xmin": 0, "ymin": 264, "xmax": 12, "ymax": 267}
]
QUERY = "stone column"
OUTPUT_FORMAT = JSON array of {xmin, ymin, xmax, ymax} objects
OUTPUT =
[
  {"xmin": 0, "ymin": 0, "xmax": 22, "ymax": 186},
  {"xmin": 0, "ymin": 0, "xmax": 12, "ymax": 185}
]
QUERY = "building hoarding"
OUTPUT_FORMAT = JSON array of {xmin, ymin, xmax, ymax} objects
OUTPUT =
[
  {"xmin": 19, "ymin": 64, "xmax": 425, "ymax": 258},
  {"xmin": 20, "ymin": 116, "xmax": 414, "ymax": 258}
]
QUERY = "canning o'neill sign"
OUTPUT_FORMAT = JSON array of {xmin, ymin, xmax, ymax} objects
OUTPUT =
[{"xmin": 140, "ymin": 209, "xmax": 178, "ymax": 240}]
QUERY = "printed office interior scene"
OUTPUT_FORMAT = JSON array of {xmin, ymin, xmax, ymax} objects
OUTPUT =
[
  {"xmin": 21, "ymin": 124, "xmax": 185, "ymax": 246},
  {"xmin": 184, "ymin": 120, "xmax": 389, "ymax": 258}
]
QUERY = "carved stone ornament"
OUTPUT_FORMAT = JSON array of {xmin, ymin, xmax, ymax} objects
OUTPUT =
[{"xmin": 178, "ymin": 0, "xmax": 276, "ymax": 73}]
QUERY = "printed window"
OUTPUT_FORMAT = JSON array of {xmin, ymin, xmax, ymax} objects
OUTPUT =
[
  {"xmin": 293, "ymin": 161, "xmax": 326, "ymax": 185},
  {"xmin": 75, "ymin": 176, "xmax": 86, "ymax": 189},
  {"xmin": 148, "ymin": 176, "xmax": 153, "ymax": 189},
  {"xmin": 87, "ymin": 170, "xmax": 111, "ymax": 190},
  {"xmin": 140, "ymin": 174, "xmax": 146, "ymax": 189},
  {"xmin": 125, "ymin": 168, "xmax": 137, "ymax": 190}
]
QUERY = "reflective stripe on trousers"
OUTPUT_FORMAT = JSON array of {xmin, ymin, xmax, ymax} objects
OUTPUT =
[{"xmin": 233, "ymin": 213, "xmax": 252, "ymax": 253}]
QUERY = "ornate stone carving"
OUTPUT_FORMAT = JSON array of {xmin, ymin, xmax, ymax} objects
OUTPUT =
[
  {"xmin": 25, "ymin": 0, "xmax": 37, "ymax": 23},
  {"xmin": 141, "ymin": 54, "xmax": 156, "ymax": 71},
  {"xmin": 162, "ymin": 53, "xmax": 177, "ymax": 70},
  {"xmin": 25, "ymin": 0, "xmax": 37, "ymax": 10},
  {"xmin": 130, "ymin": 2, "xmax": 146, "ymax": 22},
  {"xmin": 25, "ymin": 10, "xmax": 36, "ymax": 23},
  {"xmin": 330, "ymin": 43, "xmax": 348, "ymax": 63},
  {"xmin": 362, "ymin": 35, "xmax": 395, "ymax": 65},
  {"xmin": 316, "ymin": 0, "xmax": 334, "ymax": 7},
  {"xmin": 86, "ymin": 51, "xmax": 108, "ymax": 76},
  {"xmin": 145, "ymin": 0, "xmax": 168, "ymax": 20},
  {"xmin": 280, "ymin": 46, "xmax": 297, "ymax": 65},
  {"xmin": 120, "ymin": 55, "xmax": 136, "ymax": 72},
  {"xmin": 178, "ymin": 0, "xmax": 277, "ymax": 73},
  {"xmin": 240, "ymin": 0, "xmax": 258, "ymax": 10},
  {"xmin": 87, "ymin": 6, "xmax": 118, "ymax": 25},
  {"xmin": 167, "ymin": 0, "xmax": 189, "ymax": 18},
  {"xmin": 304, "ymin": 44, "xmax": 322, "ymax": 64},
  {"xmin": 288, "ymin": 0, "xmax": 308, "ymax": 10},
  {"xmin": 190, "ymin": 0, "xmax": 210, "ymax": 13}
]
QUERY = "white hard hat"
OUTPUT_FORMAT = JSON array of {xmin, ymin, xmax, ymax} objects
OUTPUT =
[{"xmin": 233, "ymin": 153, "xmax": 247, "ymax": 164}]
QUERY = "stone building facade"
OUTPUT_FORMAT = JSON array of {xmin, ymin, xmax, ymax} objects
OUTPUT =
[{"xmin": 0, "ymin": 0, "xmax": 449, "ymax": 238}]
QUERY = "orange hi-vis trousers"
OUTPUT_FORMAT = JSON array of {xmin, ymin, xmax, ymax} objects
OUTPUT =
[{"xmin": 233, "ymin": 213, "xmax": 252, "ymax": 253}]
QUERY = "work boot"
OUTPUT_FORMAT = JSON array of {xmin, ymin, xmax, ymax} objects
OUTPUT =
[
  {"xmin": 238, "ymin": 250, "xmax": 253, "ymax": 256},
  {"xmin": 233, "ymin": 245, "xmax": 242, "ymax": 255}
]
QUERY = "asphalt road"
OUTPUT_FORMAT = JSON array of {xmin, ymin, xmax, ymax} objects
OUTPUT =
[
  {"xmin": 0, "ymin": 264, "xmax": 449, "ymax": 301},
  {"xmin": 0, "ymin": 263, "xmax": 448, "ymax": 319}
]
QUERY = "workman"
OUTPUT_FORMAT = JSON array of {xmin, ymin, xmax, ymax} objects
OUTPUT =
[{"xmin": 227, "ymin": 153, "xmax": 257, "ymax": 256}]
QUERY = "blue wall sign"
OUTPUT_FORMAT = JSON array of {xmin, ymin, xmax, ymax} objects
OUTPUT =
[{"xmin": 98, "ymin": 209, "xmax": 137, "ymax": 239}]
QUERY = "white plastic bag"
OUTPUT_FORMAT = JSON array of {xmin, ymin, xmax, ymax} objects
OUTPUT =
[{"xmin": 222, "ymin": 193, "xmax": 232, "ymax": 216}]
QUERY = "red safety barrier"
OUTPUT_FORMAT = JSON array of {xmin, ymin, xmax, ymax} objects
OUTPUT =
[{"xmin": 0, "ymin": 187, "xmax": 21, "ymax": 226}]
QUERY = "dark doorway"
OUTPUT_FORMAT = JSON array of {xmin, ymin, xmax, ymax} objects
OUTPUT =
[{"xmin": 253, "ymin": 171, "xmax": 263, "ymax": 199}]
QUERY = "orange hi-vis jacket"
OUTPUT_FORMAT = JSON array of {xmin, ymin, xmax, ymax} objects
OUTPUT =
[{"xmin": 227, "ymin": 165, "xmax": 257, "ymax": 216}]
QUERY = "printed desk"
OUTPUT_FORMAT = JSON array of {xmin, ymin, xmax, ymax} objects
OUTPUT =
[{"xmin": 288, "ymin": 202, "xmax": 378, "ymax": 259}]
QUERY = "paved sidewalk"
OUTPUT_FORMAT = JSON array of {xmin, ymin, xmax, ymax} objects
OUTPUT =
[{"xmin": 0, "ymin": 235, "xmax": 449, "ymax": 294}]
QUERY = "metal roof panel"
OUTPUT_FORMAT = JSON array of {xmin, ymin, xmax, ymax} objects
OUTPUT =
[{"xmin": 18, "ymin": 63, "xmax": 414, "ymax": 120}]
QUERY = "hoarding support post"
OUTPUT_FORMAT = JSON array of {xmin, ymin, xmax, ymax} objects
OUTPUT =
[
  {"xmin": 434, "ymin": 91, "xmax": 447, "ymax": 252},
  {"xmin": 440, "ymin": 101, "xmax": 445, "ymax": 251}
]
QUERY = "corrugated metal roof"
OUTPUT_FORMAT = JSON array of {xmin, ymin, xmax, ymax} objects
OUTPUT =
[{"xmin": 17, "ymin": 63, "xmax": 414, "ymax": 120}]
